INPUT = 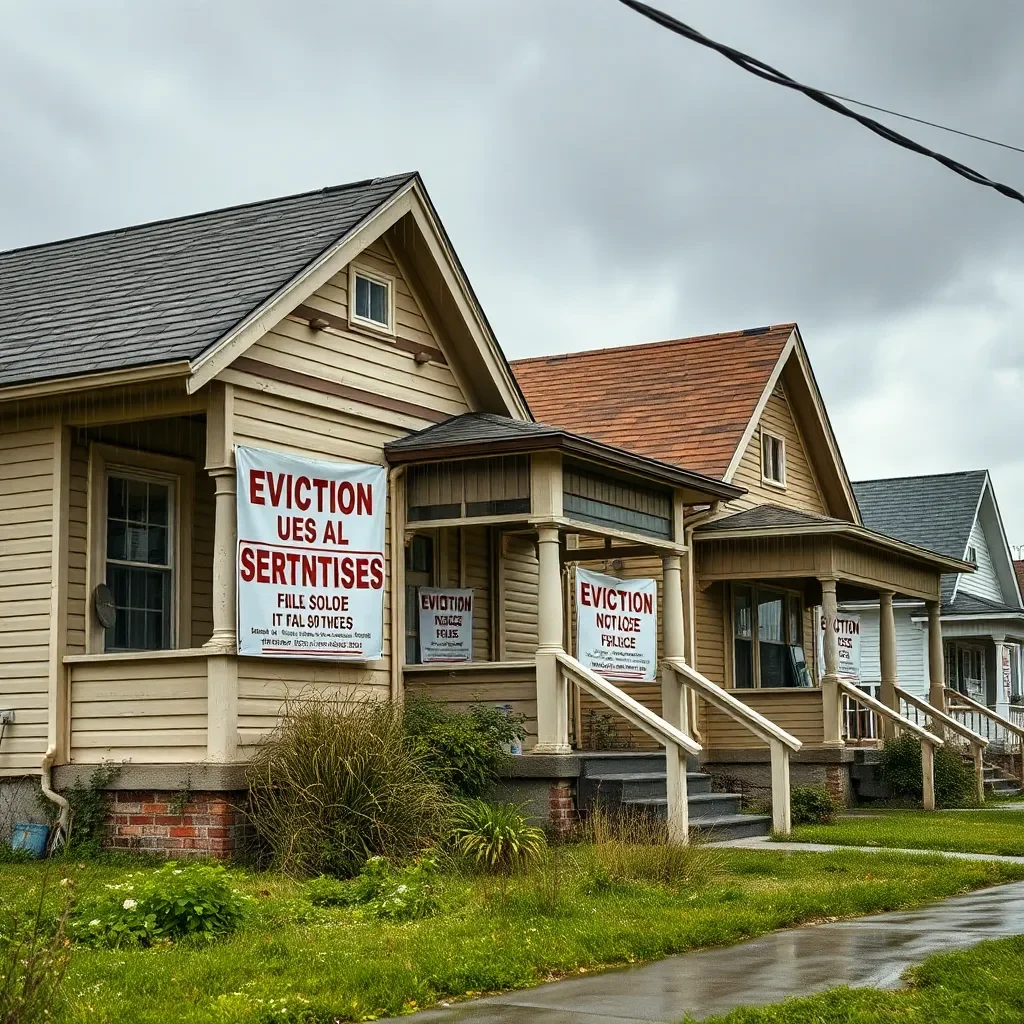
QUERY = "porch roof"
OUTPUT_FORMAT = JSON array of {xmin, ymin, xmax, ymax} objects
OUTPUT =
[
  {"xmin": 384, "ymin": 412, "xmax": 745, "ymax": 504},
  {"xmin": 695, "ymin": 503, "xmax": 973, "ymax": 577}
]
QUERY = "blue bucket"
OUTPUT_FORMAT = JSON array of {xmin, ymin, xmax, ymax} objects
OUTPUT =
[{"xmin": 11, "ymin": 822, "xmax": 50, "ymax": 858}]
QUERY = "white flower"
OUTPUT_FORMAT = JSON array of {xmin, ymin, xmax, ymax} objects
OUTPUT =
[
  {"xmin": 173, "ymin": 869, "xmax": 183, "ymax": 875},
  {"xmin": 89, "ymin": 919, "xmax": 101, "ymax": 927},
  {"xmin": 122, "ymin": 898, "xmax": 137, "ymax": 910}
]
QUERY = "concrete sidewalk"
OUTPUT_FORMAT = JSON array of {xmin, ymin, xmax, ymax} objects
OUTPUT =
[
  {"xmin": 713, "ymin": 836, "xmax": 1024, "ymax": 864},
  {"xmin": 382, "ymin": 881, "xmax": 1024, "ymax": 1023}
]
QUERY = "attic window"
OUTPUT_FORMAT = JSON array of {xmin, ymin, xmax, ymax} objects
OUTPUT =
[
  {"xmin": 966, "ymin": 545, "xmax": 978, "ymax": 564},
  {"xmin": 349, "ymin": 265, "xmax": 394, "ymax": 334},
  {"xmin": 761, "ymin": 431, "xmax": 786, "ymax": 488}
]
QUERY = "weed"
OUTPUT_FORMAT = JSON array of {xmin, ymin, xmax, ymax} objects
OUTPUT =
[{"xmin": 452, "ymin": 801, "xmax": 546, "ymax": 873}]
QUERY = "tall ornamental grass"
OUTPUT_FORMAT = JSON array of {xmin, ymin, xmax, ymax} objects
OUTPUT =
[{"xmin": 246, "ymin": 697, "xmax": 452, "ymax": 877}]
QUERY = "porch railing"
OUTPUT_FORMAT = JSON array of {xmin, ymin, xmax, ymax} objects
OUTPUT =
[
  {"xmin": 945, "ymin": 687, "xmax": 1024, "ymax": 783},
  {"xmin": 897, "ymin": 686, "xmax": 987, "ymax": 805},
  {"xmin": 554, "ymin": 652, "xmax": 701, "ymax": 843},
  {"xmin": 837, "ymin": 679, "xmax": 942, "ymax": 810},
  {"xmin": 664, "ymin": 657, "xmax": 802, "ymax": 835}
]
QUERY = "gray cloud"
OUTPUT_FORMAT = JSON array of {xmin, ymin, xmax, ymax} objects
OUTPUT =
[{"xmin": 3, "ymin": 0, "xmax": 1024, "ymax": 539}]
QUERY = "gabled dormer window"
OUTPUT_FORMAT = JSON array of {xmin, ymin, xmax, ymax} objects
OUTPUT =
[
  {"xmin": 761, "ymin": 431, "xmax": 786, "ymax": 489},
  {"xmin": 349, "ymin": 264, "xmax": 394, "ymax": 334}
]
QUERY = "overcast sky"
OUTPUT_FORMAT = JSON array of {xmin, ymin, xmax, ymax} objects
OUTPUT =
[{"xmin": 4, "ymin": 1, "xmax": 1024, "ymax": 546}]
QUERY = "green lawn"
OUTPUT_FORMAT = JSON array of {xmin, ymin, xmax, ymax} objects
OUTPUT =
[
  {"xmin": 5, "ymin": 847, "xmax": 1024, "ymax": 1023},
  {"xmin": 691, "ymin": 933, "xmax": 1024, "ymax": 1022},
  {"xmin": 785, "ymin": 807, "xmax": 1024, "ymax": 857}
]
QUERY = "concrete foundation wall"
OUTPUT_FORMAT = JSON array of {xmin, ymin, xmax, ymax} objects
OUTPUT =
[{"xmin": 703, "ymin": 754, "xmax": 852, "ymax": 807}]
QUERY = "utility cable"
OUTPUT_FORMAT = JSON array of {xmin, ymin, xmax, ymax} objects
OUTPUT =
[{"xmin": 616, "ymin": 0, "xmax": 1024, "ymax": 205}]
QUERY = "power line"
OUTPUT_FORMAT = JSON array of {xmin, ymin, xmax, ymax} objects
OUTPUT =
[{"xmin": 616, "ymin": 0, "xmax": 1024, "ymax": 205}]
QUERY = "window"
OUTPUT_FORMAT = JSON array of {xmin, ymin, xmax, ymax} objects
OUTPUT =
[
  {"xmin": 105, "ymin": 475, "xmax": 173, "ymax": 651},
  {"xmin": 349, "ymin": 265, "xmax": 393, "ymax": 333},
  {"xmin": 761, "ymin": 431, "xmax": 786, "ymax": 487},
  {"xmin": 966, "ymin": 545, "xmax": 978, "ymax": 564},
  {"xmin": 731, "ymin": 584, "xmax": 811, "ymax": 688},
  {"xmin": 405, "ymin": 535, "xmax": 435, "ymax": 664}
]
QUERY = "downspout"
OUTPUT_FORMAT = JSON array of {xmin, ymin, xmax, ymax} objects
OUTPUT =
[{"xmin": 40, "ymin": 746, "xmax": 71, "ymax": 851}]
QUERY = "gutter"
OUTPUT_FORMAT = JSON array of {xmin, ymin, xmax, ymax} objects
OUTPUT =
[{"xmin": 40, "ymin": 746, "xmax": 71, "ymax": 852}]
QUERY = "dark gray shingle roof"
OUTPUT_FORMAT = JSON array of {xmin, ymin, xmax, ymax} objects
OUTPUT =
[
  {"xmin": 0, "ymin": 173, "xmax": 416, "ymax": 388},
  {"xmin": 694, "ymin": 505, "xmax": 843, "ymax": 533},
  {"xmin": 385, "ymin": 412, "xmax": 562, "ymax": 452},
  {"xmin": 853, "ymin": 471, "xmax": 986, "ymax": 605},
  {"xmin": 944, "ymin": 592, "xmax": 1021, "ymax": 616}
]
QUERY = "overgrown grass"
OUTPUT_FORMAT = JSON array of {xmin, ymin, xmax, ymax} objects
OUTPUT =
[
  {"xmin": 785, "ymin": 807, "xmax": 1024, "ymax": 856},
  {"xmin": 3, "ymin": 846, "xmax": 1022, "ymax": 1022},
  {"xmin": 691, "ymin": 933, "xmax": 1024, "ymax": 1022}
]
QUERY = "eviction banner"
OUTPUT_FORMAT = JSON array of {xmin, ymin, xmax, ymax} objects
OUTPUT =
[
  {"xmin": 418, "ymin": 588, "xmax": 473, "ymax": 663},
  {"xmin": 576, "ymin": 567, "xmax": 657, "ymax": 682},
  {"xmin": 817, "ymin": 610, "xmax": 861, "ymax": 682},
  {"xmin": 235, "ymin": 445, "xmax": 386, "ymax": 660}
]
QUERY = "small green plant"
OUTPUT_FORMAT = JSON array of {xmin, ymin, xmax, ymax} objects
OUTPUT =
[
  {"xmin": 42, "ymin": 763, "xmax": 120, "ymax": 856},
  {"xmin": 586, "ymin": 807, "xmax": 719, "ymax": 888},
  {"xmin": 304, "ymin": 857, "xmax": 439, "ymax": 921},
  {"xmin": 246, "ymin": 696, "xmax": 452, "ymax": 877},
  {"xmin": 584, "ymin": 709, "xmax": 635, "ymax": 750},
  {"xmin": 452, "ymin": 801, "xmax": 546, "ymax": 873},
  {"xmin": 403, "ymin": 694, "xmax": 525, "ymax": 798},
  {"xmin": 790, "ymin": 785, "xmax": 840, "ymax": 826},
  {"xmin": 878, "ymin": 734, "xmax": 977, "ymax": 808},
  {"xmin": 70, "ymin": 862, "xmax": 247, "ymax": 947}
]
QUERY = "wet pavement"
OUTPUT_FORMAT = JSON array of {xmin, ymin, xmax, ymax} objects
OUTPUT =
[
  {"xmin": 714, "ymin": 837, "xmax": 1024, "ymax": 863},
  {"xmin": 381, "ymin": 881, "xmax": 1024, "ymax": 1023}
]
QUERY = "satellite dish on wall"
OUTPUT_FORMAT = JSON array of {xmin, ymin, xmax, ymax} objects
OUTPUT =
[{"xmin": 93, "ymin": 584, "xmax": 117, "ymax": 629}]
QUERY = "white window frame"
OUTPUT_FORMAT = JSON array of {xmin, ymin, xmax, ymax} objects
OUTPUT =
[
  {"xmin": 760, "ymin": 430, "xmax": 787, "ymax": 489},
  {"xmin": 966, "ymin": 544, "xmax": 978, "ymax": 564},
  {"xmin": 348, "ymin": 263, "xmax": 395, "ymax": 336},
  {"xmin": 86, "ymin": 444, "xmax": 194, "ymax": 654}
]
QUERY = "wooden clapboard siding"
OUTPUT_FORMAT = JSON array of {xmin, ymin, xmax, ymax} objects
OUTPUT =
[
  {"xmin": 695, "ymin": 582, "xmax": 727, "ymax": 686},
  {"xmin": 730, "ymin": 390, "xmax": 827, "ymax": 514},
  {"xmin": 236, "ymin": 659, "xmax": 388, "ymax": 749},
  {"xmin": 700, "ymin": 688, "xmax": 825, "ymax": 749},
  {"xmin": 464, "ymin": 526, "xmax": 492, "ymax": 660},
  {"xmin": 66, "ymin": 441, "xmax": 89, "ymax": 655},
  {"xmin": 404, "ymin": 664, "xmax": 537, "ymax": 746},
  {"xmin": 0, "ymin": 424, "xmax": 54, "ymax": 775},
  {"xmin": 502, "ymin": 534, "xmax": 539, "ymax": 659},
  {"xmin": 68, "ymin": 655, "xmax": 208, "ymax": 764},
  {"xmin": 243, "ymin": 240, "xmax": 469, "ymax": 420}
]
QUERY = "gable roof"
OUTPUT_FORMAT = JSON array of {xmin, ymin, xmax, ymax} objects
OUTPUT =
[
  {"xmin": 384, "ymin": 412, "xmax": 744, "ymax": 503},
  {"xmin": 512, "ymin": 325, "xmax": 793, "ymax": 479},
  {"xmin": 0, "ymin": 174, "xmax": 416, "ymax": 389}
]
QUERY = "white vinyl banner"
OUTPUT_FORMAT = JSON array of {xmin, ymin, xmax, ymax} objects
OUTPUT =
[
  {"xmin": 418, "ymin": 588, "xmax": 473, "ymax": 663},
  {"xmin": 575, "ymin": 567, "xmax": 657, "ymax": 682},
  {"xmin": 235, "ymin": 446, "xmax": 386, "ymax": 660},
  {"xmin": 817, "ymin": 609, "xmax": 861, "ymax": 682}
]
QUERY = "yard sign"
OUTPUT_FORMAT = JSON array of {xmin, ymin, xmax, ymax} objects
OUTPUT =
[
  {"xmin": 418, "ymin": 588, "xmax": 474, "ymax": 663},
  {"xmin": 575, "ymin": 567, "xmax": 657, "ymax": 682},
  {"xmin": 817, "ymin": 609, "xmax": 861, "ymax": 682},
  {"xmin": 235, "ymin": 446, "xmax": 386, "ymax": 660}
]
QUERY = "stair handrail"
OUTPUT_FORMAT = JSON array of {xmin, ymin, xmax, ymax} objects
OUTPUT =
[
  {"xmin": 554, "ymin": 651, "xmax": 701, "ymax": 845},
  {"xmin": 837, "ymin": 678, "xmax": 941, "ymax": 810},
  {"xmin": 663, "ymin": 657, "xmax": 801, "ymax": 751},
  {"xmin": 664, "ymin": 656, "xmax": 799, "ymax": 836},
  {"xmin": 944, "ymin": 687, "xmax": 1024, "ymax": 740},
  {"xmin": 896, "ymin": 685, "xmax": 987, "ymax": 804},
  {"xmin": 555, "ymin": 651, "xmax": 700, "ymax": 756}
]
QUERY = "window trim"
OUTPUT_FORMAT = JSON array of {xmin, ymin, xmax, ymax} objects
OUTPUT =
[
  {"xmin": 728, "ymin": 582, "xmax": 809, "ymax": 689},
  {"xmin": 760, "ymin": 430, "xmax": 787, "ymax": 490},
  {"xmin": 86, "ymin": 444, "xmax": 194, "ymax": 654},
  {"xmin": 348, "ymin": 263, "xmax": 396, "ymax": 336}
]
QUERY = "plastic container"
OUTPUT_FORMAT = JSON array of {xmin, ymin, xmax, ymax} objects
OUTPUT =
[{"xmin": 11, "ymin": 822, "xmax": 50, "ymax": 858}]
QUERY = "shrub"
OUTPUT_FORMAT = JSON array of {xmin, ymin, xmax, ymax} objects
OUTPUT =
[
  {"xmin": 585, "ymin": 808, "xmax": 719, "ymax": 888},
  {"xmin": 402, "ymin": 694, "xmax": 525, "ymax": 798},
  {"xmin": 452, "ymin": 801, "xmax": 546, "ymax": 873},
  {"xmin": 304, "ymin": 857, "xmax": 439, "ymax": 921},
  {"xmin": 246, "ymin": 696, "xmax": 452, "ymax": 877},
  {"xmin": 70, "ymin": 862, "xmax": 247, "ymax": 947},
  {"xmin": 878, "ymin": 733, "xmax": 977, "ymax": 808},
  {"xmin": 790, "ymin": 785, "xmax": 840, "ymax": 825}
]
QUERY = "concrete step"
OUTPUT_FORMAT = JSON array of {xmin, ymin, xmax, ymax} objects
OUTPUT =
[
  {"xmin": 579, "ymin": 771, "xmax": 712, "ymax": 805},
  {"xmin": 577, "ymin": 751, "xmax": 701, "ymax": 776},
  {"xmin": 621, "ymin": 803, "xmax": 772, "ymax": 840},
  {"xmin": 623, "ymin": 792, "xmax": 744, "ymax": 820}
]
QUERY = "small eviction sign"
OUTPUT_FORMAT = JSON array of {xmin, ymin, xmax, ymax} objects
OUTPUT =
[
  {"xmin": 235, "ymin": 445, "xmax": 386, "ymax": 660},
  {"xmin": 575, "ymin": 567, "xmax": 657, "ymax": 682},
  {"xmin": 418, "ymin": 588, "xmax": 474, "ymax": 663}
]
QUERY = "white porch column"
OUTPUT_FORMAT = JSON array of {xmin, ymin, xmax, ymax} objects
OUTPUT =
[
  {"xmin": 534, "ymin": 525, "xmax": 570, "ymax": 754},
  {"xmin": 819, "ymin": 578, "xmax": 843, "ymax": 745},
  {"xmin": 661, "ymin": 553, "xmax": 690, "ymax": 844},
  {"xmin": 205, "ymin": 468, "xmax": 238, "ymax": 651},
  {"xmin": 879, "ymin": 590, "xmax": 898, "ymax": 740},
  {"xmin": 926, "ymin": 600, "xmax": 946, "ymax": 712},
  {"xmin": 994, "ymin": 635, "xmax": 1011, "ymax": 719}
]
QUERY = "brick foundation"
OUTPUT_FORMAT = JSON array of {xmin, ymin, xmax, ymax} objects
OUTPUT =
[
  {"xmin": 547, "ymin": 780, "xmax": 577, "ymax": 837},
  {"xmin": 105, "ymin": 790, "xmax": 247, "ymax": 858}
]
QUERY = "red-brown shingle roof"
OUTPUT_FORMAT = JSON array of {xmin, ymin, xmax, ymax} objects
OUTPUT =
[{"xmin": 512, "ymin": 325, "xmax": 795, "ymax": 479}]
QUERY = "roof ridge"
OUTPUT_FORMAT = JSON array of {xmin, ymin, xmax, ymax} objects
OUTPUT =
[
  {"xmin": 510, "ymin": 323, "xmax": 797, "ymax": 366},
  {"xmin": 853, "ymin": 469, "xmax": 988, "ymax": 485},
  {"xmin": 0, "ymin": 172, "xmax": 418, "ymax": 261}
]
